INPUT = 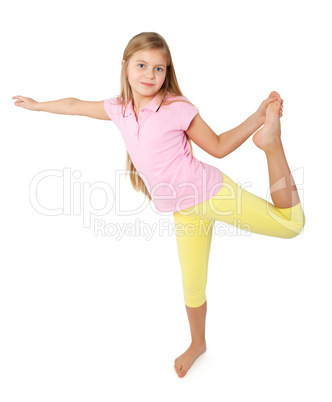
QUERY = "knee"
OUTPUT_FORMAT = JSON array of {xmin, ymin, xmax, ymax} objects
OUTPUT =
[
  {"xmin": 183, "ymin": 281, "xmax": 207, "ymax": 308},
  {"xmin": 184, "ymin": 293, "xmax": 207, "ymax": 308},
  {"xmin": 287, "ymin": 213, "xmax": 305, "ymax": 239}
]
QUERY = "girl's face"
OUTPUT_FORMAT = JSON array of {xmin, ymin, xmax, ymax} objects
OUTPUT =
[{"xmin": 123, "ymin": 48, "xmax": 167, "ymax": 100}]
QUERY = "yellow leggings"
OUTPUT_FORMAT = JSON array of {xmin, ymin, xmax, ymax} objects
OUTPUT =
[{"xmin": 173, "ymin": 171, "xmax": 305, "ymax": 308}]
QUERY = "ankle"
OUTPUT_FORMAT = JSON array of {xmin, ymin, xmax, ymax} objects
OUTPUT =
[
  {"xmin": 264, "ymin": 138, "xmax": 284, "ymax": 156},
  {"xmin": 191, "ymin": 338, "xmax": 206, "ymax": 349}
]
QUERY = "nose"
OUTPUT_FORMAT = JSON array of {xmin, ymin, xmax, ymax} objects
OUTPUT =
[{"xmin": 145, "ymin": 68, "xmax": 155, "ymax": 79}]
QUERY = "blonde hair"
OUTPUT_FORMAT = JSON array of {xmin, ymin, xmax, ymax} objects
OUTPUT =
[{"xmin": 115, "ymin": 31, "xmax": 196, "ymax": 201}]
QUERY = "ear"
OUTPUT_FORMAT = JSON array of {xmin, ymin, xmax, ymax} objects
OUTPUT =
[{"xmin": 121, "ymin": 59, "xmax": 126, "ymax": 68}]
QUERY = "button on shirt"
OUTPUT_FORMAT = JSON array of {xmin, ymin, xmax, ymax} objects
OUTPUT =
[{"xmin": 103, "ymin": 93, "xmax": 223, "ymax": 213}]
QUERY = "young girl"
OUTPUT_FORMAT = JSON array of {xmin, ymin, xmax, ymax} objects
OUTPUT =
[{"xmin": 12, "ymin": 31, "xmax": 305, "ymax": 379}]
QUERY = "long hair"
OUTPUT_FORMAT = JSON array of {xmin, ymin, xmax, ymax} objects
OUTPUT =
[{"xmin": 116, "ymin": 32, "xmax": 196, "ymax": 201}]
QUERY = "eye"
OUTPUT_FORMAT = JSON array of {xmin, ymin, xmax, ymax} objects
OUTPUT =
[
  {"xmin": 156, "ymin": 67, "xmax": 163, "ymax": 72},
  {"xmin": 138, "ymin": 63, "xmax": 145, "ymax": 68}
]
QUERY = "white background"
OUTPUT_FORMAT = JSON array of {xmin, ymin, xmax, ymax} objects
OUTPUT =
[{"xmin": 1, "ymin": 0, "xmax": 331, "ymax": 400}]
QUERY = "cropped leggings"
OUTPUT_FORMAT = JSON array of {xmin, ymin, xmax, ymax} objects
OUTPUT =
[{"xmin": 172, "ymin": 171, "xmax": 305, "ymax": 308}]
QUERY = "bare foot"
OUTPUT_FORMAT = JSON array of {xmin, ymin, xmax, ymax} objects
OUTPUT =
[
  {"xmin": 174, "ymin": 341, "xmax": 206, "ymax": 378},
  {"xmin": 253, "ymin": 100, "xmax": 282, "ymax": 152},
  {"xmin": 268, "ymin": 91, "xmax": 283, "ymax": 117}
]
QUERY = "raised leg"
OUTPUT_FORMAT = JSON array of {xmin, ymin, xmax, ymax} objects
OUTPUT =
[{"xmin": 252, "ymin": 100, "xmax": 300, "ymax": 209}]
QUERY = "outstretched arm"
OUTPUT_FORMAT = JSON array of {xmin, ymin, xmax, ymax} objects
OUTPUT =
[
  {"xmin": 12, "ymin": 96, "xmax": 111, "ymax": 120},
  {"xmin": 185, "ymin": 92, "xmax": 283, "ymax": 159}
]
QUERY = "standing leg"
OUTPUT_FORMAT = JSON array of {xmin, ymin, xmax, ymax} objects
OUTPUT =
[
  {"xmin": 185, "ymin": 300, "xmax": 207, "ymax": 346},
  {"xmin": 173, "ymin": 215, "xmax": 214, "ymax": 378},
  {"xmin": 174, "ymin": 301, "xmax": 208, "ymax": 378}
]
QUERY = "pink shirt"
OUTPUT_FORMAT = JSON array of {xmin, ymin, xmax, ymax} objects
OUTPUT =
[{"xmin": 103, "ymin": 93, "xmax": 223, "ymax": 213}]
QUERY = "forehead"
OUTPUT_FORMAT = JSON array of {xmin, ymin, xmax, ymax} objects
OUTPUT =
[{"xmin": 132, "ymin": 48, "xmax": 166, "ymax": 64}]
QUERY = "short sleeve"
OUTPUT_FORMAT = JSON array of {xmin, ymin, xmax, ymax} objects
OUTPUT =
[
  {"xmin": 103, "ymin": 98, "xmax": 115, "ymax": 120},
  {"xmin": 103, "ymin": 97, "xmax": 123, "ymax": 128},
  {"xmin": 179, "ymin": 99, "xmax": 199, "ymax": 131}
]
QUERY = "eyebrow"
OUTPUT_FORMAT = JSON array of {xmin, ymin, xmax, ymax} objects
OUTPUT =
[{"xmin": 135, "ymin": 59, "xmax": 166, "ymax": 68}]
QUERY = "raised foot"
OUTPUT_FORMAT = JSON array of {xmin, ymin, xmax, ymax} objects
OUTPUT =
[
  {"xmin": 253, "ymin": 100, "xmax": 282, "ymax": 152},
  {"xmin": 174, "ymin": 341, "xmax": 206, "ymax": 378}
]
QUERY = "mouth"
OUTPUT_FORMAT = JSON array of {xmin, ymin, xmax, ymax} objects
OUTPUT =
[{"xmin": 141, "ymin": 82, "xmax": 154, "ymax": 87}]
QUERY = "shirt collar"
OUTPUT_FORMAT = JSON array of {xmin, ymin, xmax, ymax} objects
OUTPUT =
[{"xmin": 124, "ymin": 93, "xmax": 163, "ymax": 117}]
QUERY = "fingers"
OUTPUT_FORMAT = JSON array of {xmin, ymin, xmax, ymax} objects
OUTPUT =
[
  {"xmin": 269, "ymin": 91, "xmax": 283, "ymax": 114},
  {"xmin": 265, "ymin": 96, "xmax": 278, "ymax": 106},
  {"xmin": 279, "ymin": 98, "xmax": 284, "ymax": 117},
  {"xmin": 12, "ymin": 96, "xmax": 27, "ymax": 101},
  {"xmin": 273, "ymin": 99, "xmax": 283, "ymax": 117},
  {"xmin": 12, "ymin": 95, "xmax": 26, "ymax": 107},
  {"xmin": 267, "ymin": 91, "xmax": 284, "ymax": 117}
]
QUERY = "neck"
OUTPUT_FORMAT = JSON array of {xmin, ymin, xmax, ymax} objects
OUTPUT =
[{"xmin": 132, "ymin": 92, "xmax": 161, "ymax": 112}]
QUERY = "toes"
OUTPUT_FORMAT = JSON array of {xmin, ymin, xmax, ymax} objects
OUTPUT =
[
  {"xmin": 177, "ymin": 365, "xmax": 187, "ymax": 377},
  {"xmin": 174, "ymin": 361, "xmax": 188, "ymax": 378},
  {"xmin": 174, "ymin": 361, "xmax": 181, "ymax": 372}
]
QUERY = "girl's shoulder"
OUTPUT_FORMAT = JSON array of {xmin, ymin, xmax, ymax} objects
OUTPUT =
[
  {"xmin": 165, "ymin": 93, "xmax": 188, "ymax": 101},
  {"xmin": 163, "ymin": 94, "xmax": 198, "ymax": 112},
  {"xmin": 163, "ymin": 94, "xmax": 194, "ymax": 106},
  {"xmin": 104, "ymin": 96, "xmax": 126, "ymax": 112},
  {"xmin": 105, "ymin": 95, "xmax": 124, "ymax": 105},
  {"xmin": 104, "ymin": 96, "xmax": 126, "ymax": 120}
]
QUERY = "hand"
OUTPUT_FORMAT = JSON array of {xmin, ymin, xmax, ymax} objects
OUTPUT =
[
  {"xmin": 255, "ymin": 91, "xmax": 283, "ymax": 126},
  {"xmin": 12, "ymin": 95, "xmax": 39, "ymax": 111}
]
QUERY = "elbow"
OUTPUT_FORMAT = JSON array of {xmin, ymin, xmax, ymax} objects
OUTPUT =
[
  {"xmin": 217, "ymin": 142, "xmax": 232, "ymax": 158},
  {"xmin": 217, "ymin": 149, "xmax": 228, "ymax": 159},
  {"xmin": 216, "ymin": 136, "xmax": 227, "ymax": 159}
]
